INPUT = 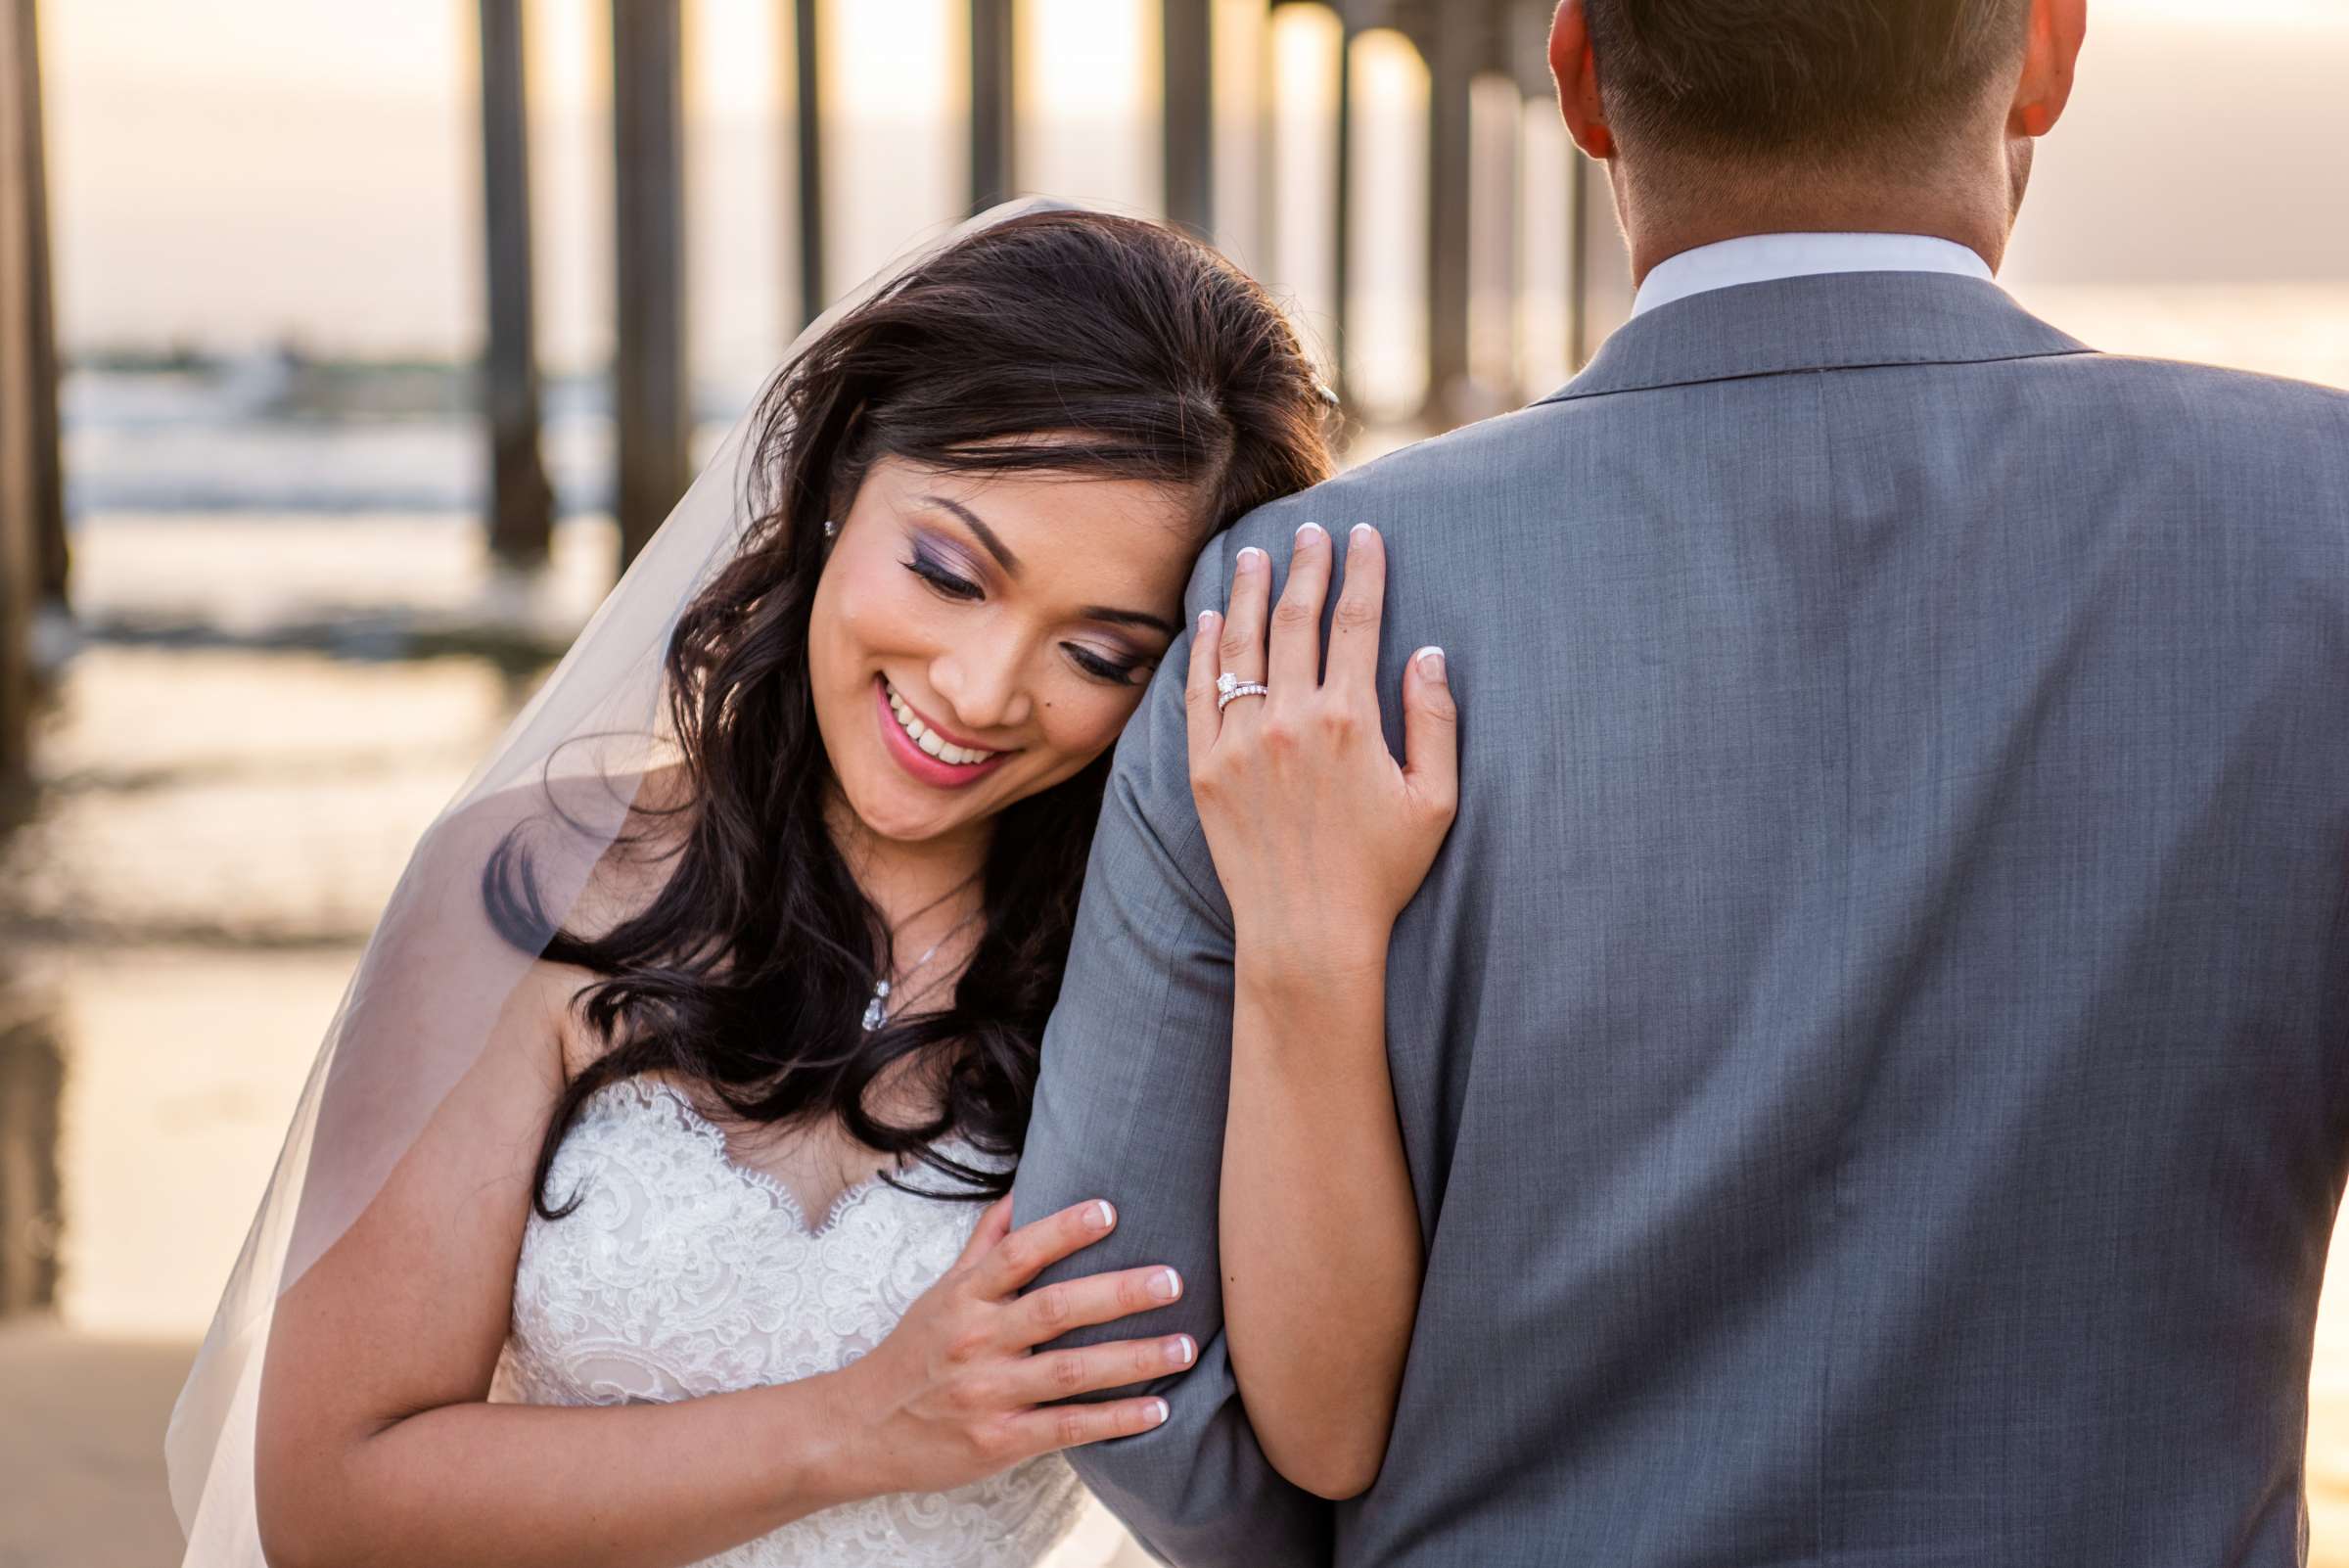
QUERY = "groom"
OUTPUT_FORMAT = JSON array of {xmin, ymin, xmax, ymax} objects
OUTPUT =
[{"xmin": 1016, "ymin": 0, "xmax": 2349, "ymax": 1562}]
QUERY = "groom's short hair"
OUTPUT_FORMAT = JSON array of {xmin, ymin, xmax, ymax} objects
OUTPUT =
[{"xmin": 1582, "ymin": 0, "xmax": 2031, "ymax": 166}]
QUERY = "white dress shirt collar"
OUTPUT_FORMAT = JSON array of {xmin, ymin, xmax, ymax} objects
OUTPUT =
[{"xmin": 1631, "ymin": 232, "xmax": 1996, "ymax": 317}]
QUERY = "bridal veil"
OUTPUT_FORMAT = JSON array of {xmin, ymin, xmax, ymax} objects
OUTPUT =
[{"xmin": 163, "ymin": 197, "xmax": 1076, "ymax": 1567}]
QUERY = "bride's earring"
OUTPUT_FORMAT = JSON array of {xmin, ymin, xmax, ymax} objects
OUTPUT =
[{"xmin": 822, "ymin": 519, "xmax": 840, "ymax": 541}]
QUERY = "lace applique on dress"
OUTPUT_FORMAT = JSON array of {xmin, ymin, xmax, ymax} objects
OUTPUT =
[{"xmin": 491, "ymin": 1077, "xmax": 1088, "ymax": 1567}]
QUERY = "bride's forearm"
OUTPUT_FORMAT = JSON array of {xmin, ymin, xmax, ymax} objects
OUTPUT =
[
  {"xmin": 1220, "ymin": 934, "xmax": 1423, "ymax": 1501},
  {"xmin": 264, "ymin": 1372, "xmax": 866, "ymax": 1568}
]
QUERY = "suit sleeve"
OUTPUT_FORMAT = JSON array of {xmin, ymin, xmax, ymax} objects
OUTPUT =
[{"xmin": 1011, "ymin": 525, "xmax": 1336, "ymax": 1567}]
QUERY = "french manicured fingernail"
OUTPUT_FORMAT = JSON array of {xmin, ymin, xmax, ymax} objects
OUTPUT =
[
  {"xmin": 1236, "ymin": 547, "xmax": 1267, "ymax": 573},
  {"xmin": 1295, "ymin": 521, "xmax": 1325, "ymax": 547},
  {"xmin": 1147, "ymin": 1399, "xmax": 1171, "ymax": 1425},
  {"xmin": 1086, "ymin": 1201, "xmax": 1116, "ymax": 1231},
  {"xmin": 1170, "ymin": 1335, "xmax": 1198, "ymax": 1367},
  {"xmin": 1352, "ymin": 523, "xmax": 1377, "ymax": 542},
  {"xmin": 1148, "ymin": 1268, "xmax": 1183, "ymax": 1301},
  {"xmin": 1417, "ymin": 646, "xmax": 1447, "ymax": 680},
  {"xmin": 1196, "ymin": 610, "xmax": 1219, "ymax": 634}
]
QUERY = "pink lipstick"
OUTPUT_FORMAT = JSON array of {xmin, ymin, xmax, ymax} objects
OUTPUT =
[{"xmin": 873, "ymin": 676, "xmax": 1014, "ymax": 792}]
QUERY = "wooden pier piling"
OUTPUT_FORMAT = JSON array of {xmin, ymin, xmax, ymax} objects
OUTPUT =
[
  {"xmin": 479, "ymin": 0, "xmax": 554, "ymax": 568},
  {"xmin": 970, "ymin": 0, "xmax": 1017, "ymax": 211},
  {"xmin": 0, "ymin": 0, "xmax": 57, "ymax": 783},
  {"xmin": 12, "ymin": 0, "xmax": 57, "ymax": 613},
  {"xmin": 1422, "ymin": 9, "xmax": 1474, "ymax": 422},
  {"xmin": 1504, "ymin": 0, "xmax": 1631, "ymax": 370},
  {"xmin": 793, "ymin": 0, "xmax": 827, "ymax": 330},
  {"xmin": 0, "ymin": 995, "xmax": 62, "ymax": 1314},
  {"xmin": 1163, "ymin": 0, "xmax": 1216, "ymax": 236},
  {"xmin": 612, "ymin": 0, "xmax": 691, "ymax": 567},
  {"xmin": 1570, "ymin": 148, "xmax": 1632, "ymax": 369},
  {"xmin": 1331, "ymin": 15, "xmax": 1355, "ymax": 410}
]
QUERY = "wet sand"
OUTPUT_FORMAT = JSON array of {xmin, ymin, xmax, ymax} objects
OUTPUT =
[
  {"xmin": 0, "ymin": 1323, "xmax": 193, "ymax": 1567},
  {"xmin": 0, "ymin": 1323, "xmax": 1147, "ymax": 1568},
  {"xmin": 16, "ymin": 1318, "xmax": 2349, "ymax": 1566}
]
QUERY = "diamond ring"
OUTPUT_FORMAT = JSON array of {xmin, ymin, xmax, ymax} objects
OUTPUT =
[{"xmin": 1216, "ymin": 672, "xmax": 1270, "ymax": 714}]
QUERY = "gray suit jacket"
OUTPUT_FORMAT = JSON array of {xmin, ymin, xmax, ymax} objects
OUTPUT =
[{"xmin": 1012, "ymin": 271, "xmax": 2349, "ymax": 1566}]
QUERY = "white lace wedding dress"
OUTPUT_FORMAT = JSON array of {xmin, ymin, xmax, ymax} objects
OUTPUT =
[{"xmin": 489, "ymin": 1075, "xmax": 1128, "ymax": 1567}]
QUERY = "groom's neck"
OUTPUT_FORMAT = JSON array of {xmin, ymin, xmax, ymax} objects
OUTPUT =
[{"xmin": 1608, "ymin": 131, "xmax": 2028, "ymax": 286}]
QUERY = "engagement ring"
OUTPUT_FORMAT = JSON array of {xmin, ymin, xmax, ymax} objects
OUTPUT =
[{"xmin": 1216, "ymin": 673, "xmax": 1270, "ymax": 713}]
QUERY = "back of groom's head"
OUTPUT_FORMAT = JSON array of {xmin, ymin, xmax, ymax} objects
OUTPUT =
[
  {"xmin": 1579, "ymin": 0, "xmax": 2031, "ymax": 169},
  {"xmin": 1553, "ymin": 0, "xmax": 2086, "ymax": 274}
]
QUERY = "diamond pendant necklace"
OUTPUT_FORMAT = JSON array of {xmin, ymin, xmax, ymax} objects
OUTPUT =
[{"xmin": 861, "ymin": 899, "xmax": 983, "ymax": 1033}]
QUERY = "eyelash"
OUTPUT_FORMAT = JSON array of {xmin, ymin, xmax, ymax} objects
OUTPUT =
[
  {"xmin": 900, "ymin": 550, "xmax": 1154, "ymax": 688},
  {"xmin": 904, "ymin": 550, "xmax": 982, "ymax": 602},
  {"xmin": 1070, "ymin": 646, "xmax": 1150, "ymax": 685}
]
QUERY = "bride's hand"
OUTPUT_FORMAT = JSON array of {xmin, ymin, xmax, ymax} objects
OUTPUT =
[
  {"xmin": 1187, "ymin": 523, "xmax": 1458, "ymax": 976},
  {"xmin": 829, "ymin": 1196, "xmax": 1192, "ymax": 1497}
]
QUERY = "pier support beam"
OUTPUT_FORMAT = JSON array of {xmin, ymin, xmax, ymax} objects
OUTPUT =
[
  {"xmin": 0, "ymin": 997, "xmax": 63, "ymax": 1315},
  {"xmin": 479, "ymin": 0, "xmax": 554, "ymax": 568},
  {"xmin": 1507, "ymin": 0, "xmax": 1559, "ymax": 392},
  {"xmin": 612, "ymin": 0, "xmax": 691, "ymax": 568},
  {"xmin": 1, "ymin": 0, "xmax": 58, "ymax": 782},
  {"xmin": 1163, "ymin": 0, "xmax": 1215, "ymax": 236},
  {"xmin": 793, "ymin": 0, "xmax": 826, "ymax": 328},
  {"xmin": 1569, "ymin": 150, "xmax": 1632, "ymax": 369},
  {"xmin": 1330, "ymin": 18, "xmax": 1353, "ymax": 411},
  {"xmin": 970, "ymin": 0, "xmax": 1016, "ymax": 211},
  {"xmin": 1422, "ymin": 16, "xmax": 1474, "ymax": 424},
  {"xmin": 14, "ymin": 0, "xmax": 57, "ymax": 613}
]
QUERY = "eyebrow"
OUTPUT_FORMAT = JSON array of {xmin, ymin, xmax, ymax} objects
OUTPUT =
[
  {"xmin": 923, "ymin": 492, "xmax": 1179, "ymax": 640},
  {"xmin": 923, "ymin": 495, "xmax": 1023, "ymax": 576}
]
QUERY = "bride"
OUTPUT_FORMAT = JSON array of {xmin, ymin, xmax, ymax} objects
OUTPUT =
[{"xmin": 165, "ymin": 202, "xmax": 1452, "ymax": 1567}]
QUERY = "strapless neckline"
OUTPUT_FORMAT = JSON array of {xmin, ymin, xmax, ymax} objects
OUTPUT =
[
  {"xmin": 617, "ymin": 1076, "xmax": 988, "ymax": 1241},
  {"xmin": 496, "ymin": 1070, "xmax": 1089, "ymax": 1567}
]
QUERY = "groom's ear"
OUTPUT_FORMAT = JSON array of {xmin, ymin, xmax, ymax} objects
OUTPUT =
[
  {"xmin": 2007, "ymin": 0, "xmax": 2088, "ymax": 140},
  {"xmin": 1549, "ymin": 0, "xmax": 1616, "ymax": 161}
]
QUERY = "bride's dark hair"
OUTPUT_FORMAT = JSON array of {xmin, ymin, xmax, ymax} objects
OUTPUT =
[{"xmin": 492, "ymin": 209, "xmax": 1336, "ymax": 1217}]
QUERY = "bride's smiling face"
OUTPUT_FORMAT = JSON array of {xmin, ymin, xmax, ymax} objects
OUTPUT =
[{"xmin": 806, "ymin": 454, "xmax": 1204, "ymax": 848}]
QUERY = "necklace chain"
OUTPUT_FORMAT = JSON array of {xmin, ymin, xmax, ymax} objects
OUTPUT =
[{"xmin": 860, "ymin": 875, "xmax": 983, "ymax": 1033}]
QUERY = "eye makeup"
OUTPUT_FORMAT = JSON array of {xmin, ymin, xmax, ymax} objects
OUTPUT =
[
  {"xmin": 902, "ymin": 534, "xmax": 984, "ymax": 601},
  {"xmin": 900, "ymin": 522, "xmax": 1166, "ymax": 688},
  {"xmin": 1065, "ymin": 643, "xmax": 1153, "ymax": 685}
]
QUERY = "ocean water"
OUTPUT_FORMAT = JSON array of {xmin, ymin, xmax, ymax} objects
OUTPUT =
[
  {"xmin": 4, "ymin": 282, "xmax": 2348, "ymax": 1562},
  {"xmin": 2004, "ymin": 280, "xmax": 2349, "ymax": 390}
]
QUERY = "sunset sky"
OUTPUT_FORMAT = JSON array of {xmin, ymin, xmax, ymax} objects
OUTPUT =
[
  {"xmin": 47, "ymin": 0, "xmax": 2349, "ymax": 107},
  {"xmin": 36, "ymin": 0, "xmax": 2349, "ymax": 373}
]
